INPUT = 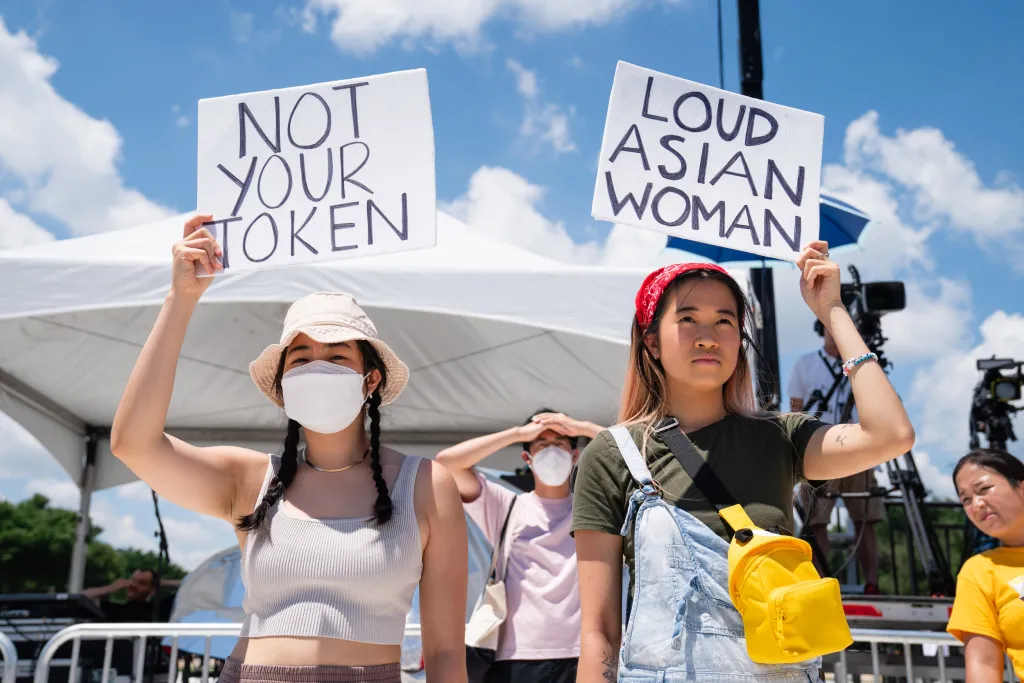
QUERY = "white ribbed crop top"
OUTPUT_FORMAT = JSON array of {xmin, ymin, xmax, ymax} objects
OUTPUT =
[{"xmin": 239, "ymin": 452, "xmax": 424, "ymax": 644}]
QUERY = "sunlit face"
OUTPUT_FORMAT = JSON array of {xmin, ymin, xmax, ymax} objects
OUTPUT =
[
  {"xmin": 646, "ymin": 278, "xmax": 741, "ymax": 392},
  {"xmin": 126, "ymin": 570, "xmax": 154, "ymax": 602},
  {"xmin": 957, "ymin": 463, "xmax": 1024, "ymax": 541},
  {"xmin": 281, "ymin": 334, "xmax": 381, "ymax": 394}
]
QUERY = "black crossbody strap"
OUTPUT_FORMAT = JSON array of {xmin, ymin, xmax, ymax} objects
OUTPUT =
[
  {"xmin": 656, "ymin": 419, "xmax": 737, "ymax": 512},
  {"xmin": 487, "ymin": 497, "xmax": 518, "ymax": 582}
]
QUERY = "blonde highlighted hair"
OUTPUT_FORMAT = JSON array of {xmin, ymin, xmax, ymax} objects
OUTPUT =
[{"xmin": 619, "ymin": 269, "xmax": 762, "ymax": 449}]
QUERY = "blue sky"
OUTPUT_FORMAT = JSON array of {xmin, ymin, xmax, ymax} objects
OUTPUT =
[{"xmin": 1, "ymin": 0, "xmax": 1023, "ymax": 569}]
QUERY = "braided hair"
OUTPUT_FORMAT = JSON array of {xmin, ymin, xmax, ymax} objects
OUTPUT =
[{"xmin": 236, "ymin": 340, "xmax": 392, "ymax": 531}]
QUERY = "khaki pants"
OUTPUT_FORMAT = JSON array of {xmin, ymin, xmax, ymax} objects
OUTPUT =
[{"xmin": 799, "ymin": 470, "xmax": 885, "ymax": 526}]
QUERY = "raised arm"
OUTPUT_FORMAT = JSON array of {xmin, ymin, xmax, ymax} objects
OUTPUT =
[
  {"xmin": 82, "ymin": 578, "xmax": 130, "ymax": 601},
  {"xmin": 416, "ymin": 460, "xmax": 469, "ymax": 683},
  {"xmin": 575, "ymin": 530, "xmax": 624, "ymax": 683},
  {"xmin": 435, "ymin": 420, "xmax": 549, "ymax": 501},
  {"xmin": 110, "ymin": 216, "xmax": 266, "ymax": 523},
  {"xmin": 796, "ymin": 241, "xmax": 916, "ymax": 481}
]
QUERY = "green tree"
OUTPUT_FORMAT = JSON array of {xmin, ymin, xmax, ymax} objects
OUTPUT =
[{"xmin": 0, "ymin": 495, "xmax": 186, "ymax": 594}]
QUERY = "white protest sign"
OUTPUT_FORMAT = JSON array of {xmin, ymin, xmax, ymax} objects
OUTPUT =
[
  {"xmin": 592, "ymin": 62, "xmax": 824, "ymax": 262},
  {"xmin": 197, "ymin": 68, "xmax": 436, "ymax": 274}
]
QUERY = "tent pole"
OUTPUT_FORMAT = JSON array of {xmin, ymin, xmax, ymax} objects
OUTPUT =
[{"xmin": 67, "ymin": 428, "xmax": 100, "ymax": 594}]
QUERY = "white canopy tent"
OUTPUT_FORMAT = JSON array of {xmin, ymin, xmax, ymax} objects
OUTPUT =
[{"xmin": 0, "ymin": 209, "xmax": 756, "ymax": 591}]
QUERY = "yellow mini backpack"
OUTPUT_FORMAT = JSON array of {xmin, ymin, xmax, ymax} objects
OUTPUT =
[
  {"xmin": 718, "ymin": 504, "xmax": 852, "ymax": 664},
  {"xmin": 656, "ymin": 420, "xmax": 852, "ymax": 664}
]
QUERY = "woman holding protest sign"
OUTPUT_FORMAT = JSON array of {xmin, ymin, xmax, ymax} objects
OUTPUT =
[
  {"xmin": 110, "ymin": 215, "xmax": 468, "ymax": 683},
  {"xmin": 570, "ymin": 240, "xmax": 916, "ymax": 682}
]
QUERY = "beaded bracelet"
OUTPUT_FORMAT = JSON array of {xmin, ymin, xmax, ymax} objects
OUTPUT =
[{"xmin": 842, "ymin": 352, "xmax": 878, "ymax": 377}]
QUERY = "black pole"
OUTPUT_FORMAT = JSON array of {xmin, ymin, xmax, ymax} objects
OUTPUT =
[{"xmin": 736, "ymin": 0, "xmax": 780, "ymax": 410}]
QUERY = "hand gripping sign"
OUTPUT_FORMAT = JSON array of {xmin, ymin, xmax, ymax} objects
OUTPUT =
[
  {"xmin": 197, "ymin": 68, "xmax": 436, "ymax": 275},
  {"xmin": 592, "ymin": 62, "xmax": 824, "ymax": 262}
]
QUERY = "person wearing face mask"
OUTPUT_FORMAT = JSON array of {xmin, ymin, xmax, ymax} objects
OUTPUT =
[
  {"xmin": 110, "ymin": 216, "xmax": 469, "ymax": 683},
  {"xmin": 436, "ymin": 410, "xmax": 605, "ymax": 683},
  {"xmin": 947, "ymin": 449, "xmax": 1024, "ymax": 681}
]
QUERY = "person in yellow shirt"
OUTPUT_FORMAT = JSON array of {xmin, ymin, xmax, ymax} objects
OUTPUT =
[{"xmin": 947, "ymin": 449, "xmax": 1024, "ymax": 681}]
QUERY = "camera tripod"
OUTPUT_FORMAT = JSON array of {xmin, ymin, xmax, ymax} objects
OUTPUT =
[{"xmin": 796, "ymin": 348, "xmax": 956, "ymax": 596}]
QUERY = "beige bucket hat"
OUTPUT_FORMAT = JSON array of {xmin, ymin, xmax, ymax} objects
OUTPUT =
[{"xmin": 249, "ymin": 292, "xmax": 409, "ymax": 408}]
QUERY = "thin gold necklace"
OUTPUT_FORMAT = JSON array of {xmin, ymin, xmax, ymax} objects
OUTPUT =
[{"xmin": 301, "ymin": 447, "xmax": 369, "ymax": 473}]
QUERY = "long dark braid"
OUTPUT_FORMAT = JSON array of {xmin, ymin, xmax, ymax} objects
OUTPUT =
[
  {"xmin": 236, "ymin": 418, "xmax": 301, "ymax": 531},
  {"xmin": 366, "ymin": 389, "xmax": 393, "ymax": 525}
]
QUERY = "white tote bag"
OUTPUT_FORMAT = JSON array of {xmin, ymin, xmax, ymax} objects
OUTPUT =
[{"xmin": 465, "ymin": 498, "xmax": 519, "ymax": 650}]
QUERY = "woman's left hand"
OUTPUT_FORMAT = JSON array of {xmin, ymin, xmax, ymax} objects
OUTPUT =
[{"xmin": 797, "ymin": 240, "xmax": 843, "ymax": 322}]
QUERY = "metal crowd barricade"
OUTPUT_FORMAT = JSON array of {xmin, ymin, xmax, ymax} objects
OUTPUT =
[
  {"xmin": 837, "ymin": 628, "xmax": 1018, "ymax": 683},
  {"xmin": 29, "ymin": 622, "xmax": 1018, "ymax": 683},
  {"xmin": 1, "ymin": 632, "xmax": 17, "ymax": 683},
  {"xmin": 31, "ymin": 622, "xmax": 424, "ymax": 683}
]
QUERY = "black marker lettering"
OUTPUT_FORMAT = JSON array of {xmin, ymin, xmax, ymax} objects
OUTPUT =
[
  {"xmin": 330, "ymin": 202, "xmax": 359, "ymax": 251},
  {"xmin": 239, "ymin": 98, "xmax": 281, "ymax": 158},
  {"xmin": 242, "ymin": 213, "xmax": 279, "ymax": 263},
  {"xmin": 651, "ymin": 187, "xmax": 691, "ymax": 227},
  {"xmin": 691, "ymin": 195, "xmax": 726, "ymax": 235},
  {"xmin": 287, "ymin": 92, "xmax": 332, "ymax": 150},
  {"xmin": 217, "ymin": 158, "xmax": 259, "ymax": 217},
  {"xmin": 657, "ymin": 135, "xmax": 687, "ymax": 181},
  {"xmin": 764, "ymin": 160, "xmax": 805, "ymax": 207},
  {"xmin": 203, "ymin": 216, "xmax": 243, "ymax": 269},
  {"xmin": 332, "ymin": 81, "xmax": 370, "ymax": 138},
  {"xmin": 716, "ymin": 100, "xmax": 746, "ymax": 142},
  {"xmin": 299, "ymin": 150, "xmax": 333, "ymax": 202},
  {"xmin": 641, "ymin": 76, "xmax": 668, "ymax": 122},
  {"xmin": 745, "ymin": 107, "xmax": 779, "ymax": 146},
  {"xmin": 608, "ymin": 124, "xmax": 650, "ymax": 171},
  {"xmin": 605, "ymin": 172, "xmax": 652, "ymax": 219},
  {"xmin": 367, "ymin": 194, "xmax": 408, "ymax": 245},
  {"xmin": 724, "ymin": 205, "xmax": 760, "ymax": 245},
  {"xmin": 763, "ymin": 209, "xmax": 801, "ymax": 251},
  {"xmin": 697, "ymin": 142, "xmax": 710, "ymax": 184},
  {"xmin": 339, "ymin": 142, "xmax": 373, "ymax": 199},
  {"xmin": 290, "ymin": 207, "xmax": 319, "ymax": 256},
  {"xmin": 673, "ymin": 91, "xmax": 712, "ymax": 133},
  {"xmin": 709, "ymin": 150, "xmax": 758, "ymax": 197},
  {"xmin": 257, "ymin": 155, "xmax": 293, "ymax": 210}
]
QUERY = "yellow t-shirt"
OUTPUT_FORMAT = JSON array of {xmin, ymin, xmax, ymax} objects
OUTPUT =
[{"xmin": 947, "ymin": 547, "xmax": 1024, "ymax": 675}]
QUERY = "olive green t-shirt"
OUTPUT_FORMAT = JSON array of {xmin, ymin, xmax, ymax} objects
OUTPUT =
[{"xmin": 570, "ymin": 413, "xmax": 827, "ymax": 592}]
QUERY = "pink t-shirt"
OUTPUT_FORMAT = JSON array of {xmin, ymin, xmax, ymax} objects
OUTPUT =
[{"xmin": 464, "ymin": 472, "xmax": 580, "ymax": 661}]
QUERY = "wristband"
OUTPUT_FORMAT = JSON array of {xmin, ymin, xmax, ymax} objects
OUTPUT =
[{"xmin": 842, "ymin": 352, "xmax": 878, "ymax": 377}]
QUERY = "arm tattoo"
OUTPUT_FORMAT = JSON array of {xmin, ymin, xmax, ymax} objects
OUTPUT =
[
  {"xmin": 835, "ymin": 424, "xmax": 852, "ymax": 447},
  {"xmin": 602, "ymin": 652, "xmax": 618, "ymax": 682}
]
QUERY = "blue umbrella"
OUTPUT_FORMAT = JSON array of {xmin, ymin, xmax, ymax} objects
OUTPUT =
[{"xmin": 665, "ymin": 193, "xmax": 871, "ymax": 264}]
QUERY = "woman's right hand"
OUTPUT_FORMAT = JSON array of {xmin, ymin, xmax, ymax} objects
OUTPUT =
[{"xmin": 171, "ymin": 214, "xmax": 223, "ymax": 300}]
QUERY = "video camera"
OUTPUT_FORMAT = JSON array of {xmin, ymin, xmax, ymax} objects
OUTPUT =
[
  {"xmin": 816, "ymin": 265, "xmax": 905, "ymax": 371},
  {"xmin": 969, "ymin": 357, "xmax": 1023, "ymax": 450}
]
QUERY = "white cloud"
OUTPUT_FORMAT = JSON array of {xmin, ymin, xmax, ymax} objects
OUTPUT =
[
  {"xmin": 506, "ymin": 59, "xmax": 576, "ymax": 154},
  {"xmin": 176, "ymin": 116, "xmax": 189, "ymax": 128},
  {"xmin": 882, "ymin": 278, "xmax": 972, "ymax": 359},
  {"xmin": 25, "ymin": 477, "xmax": 80, "ymax": 507},
  {"xmin": 568, "ymin": 55, "xmax": 584, "ymax": 68},
  {"xmin": 444, "ymin": 166, "xmax": 688, "ymax": 268},
  {"xmin": 844, "ymin": 111, "xmax": 1024, "ymax": 242},
  {"xmin": 911, "ymin": 310, "xmax": 1024, "ymax": 456},
  {"xmin": 913, "ymin": 450, "xmax": 958, "ymax": 502},
  {"xmin": 229, "ymin": 10, "xmax": 256, "ymax": 43},
  {"xmin": 117, "ymin": 481, "xmax": 155, "ymax": 502},
  {"xmin": 0, "ymin": 198, "xmax": 55, "ymax": 247},
  {"xmin": 0, "ymin": 17, "xmax": 172, "ymax": 236},
  {"xmin": 304, "ymin": 0, "xmax": 687, "ymax": 53}
]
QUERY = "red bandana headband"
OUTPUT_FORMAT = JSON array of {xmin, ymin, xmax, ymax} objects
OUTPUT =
[{"xmin": 635, "ymin": 262, "xmax": 732, "ymax": 331}]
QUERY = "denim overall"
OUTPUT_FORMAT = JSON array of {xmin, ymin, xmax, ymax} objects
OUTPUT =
[{"xmin": 609, "ymin": 426, "xmax": 821, "ymax": 682}]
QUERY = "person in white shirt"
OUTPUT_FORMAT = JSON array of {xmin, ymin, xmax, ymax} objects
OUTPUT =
[{"xmin": 790, "ymin": 323, "xmax": 883, "ymax": 594}]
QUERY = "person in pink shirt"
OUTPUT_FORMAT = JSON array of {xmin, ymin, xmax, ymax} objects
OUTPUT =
[{"xmin": 437, "ymin": 409, "xmax": 605, "ymax": 683}]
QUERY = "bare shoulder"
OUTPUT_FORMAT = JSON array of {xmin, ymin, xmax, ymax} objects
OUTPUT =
[{"xmin": 408, "ymin": 455, "xmax": 461, "ymax": 518}]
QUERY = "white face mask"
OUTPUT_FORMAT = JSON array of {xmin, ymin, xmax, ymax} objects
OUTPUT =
[
  {"xmin": 281, "ymin": 360, "xmax": 369, "ymax": 434},
  {"xmin": 530, "ymin": 446, "xmax": 574, "ymax": 487}
]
